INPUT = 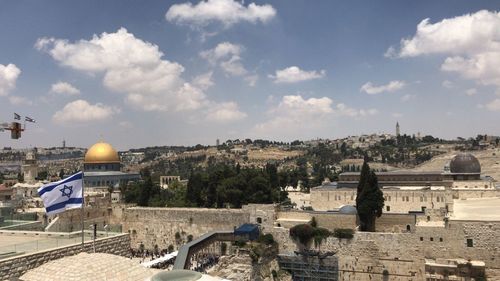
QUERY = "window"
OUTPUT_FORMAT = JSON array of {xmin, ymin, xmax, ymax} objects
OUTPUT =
[
  {"xmin": 420, "ymin": 237, "xmax": 423, "ymax": 241},
  {"xmin": 467, "ymin": 239, "xmax": 473, "ymax": 247},
  {"xmin": 439, "ymin": 238, "xmax": 443, "ymax": 242},
  {"xmin": 406, "ymin": 225, "xmax": 411, "ymax": 232},
  {"xmin": 386, "ymin": 206, "xmax": 390, "ymax": 211},
  {"xmin": 256, "ymin": 217, "xmax": 262, "ymax": 224},
  {"xmin": 430, "ymin": 237, "xmax": 434, "ymax": 241}
]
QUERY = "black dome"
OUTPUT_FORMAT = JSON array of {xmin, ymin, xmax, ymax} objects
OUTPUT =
[{"xmin": 449, "ymin": 153, "xmax": 481, "ymax": 174}]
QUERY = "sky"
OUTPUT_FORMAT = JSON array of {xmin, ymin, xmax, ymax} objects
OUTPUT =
[{"xmin": 1, "ymin": 0, "xmax": 500, "ymax": 150}]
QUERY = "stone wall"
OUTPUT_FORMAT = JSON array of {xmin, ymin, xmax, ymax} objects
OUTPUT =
[
  {"xmin": 0, "ymin": 233, "xmax": 130, "ymax": 280},
  {"xmin": 276, "ymin": 210, "xmax": 414, "ymax": 233},
  {"xmin": 123, "ymin": 207, "xmax": 250, "ymax": 250},
  {"xmin": 375, "ymin": 213, "xmax": 415, "ymax": 233},
  {"xmin": 453, "ymin": 189, "xmax": 500, "ymax": 199},
  {"xmin": 242, "ymin": 204, "xmax": 276, "ymax": 232},
  {"xmin": 269, "ymin": 218, "xmax": 500, "ymax": 280},
  {"xmin": 311, "ymin": 188, "xmax": 452, "ymax": 214},
  {"xmin": 270, "ymin": 227, "xmax": 424, "ymax": 280}
]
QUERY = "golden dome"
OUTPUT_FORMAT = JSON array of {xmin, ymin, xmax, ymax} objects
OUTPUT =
[{"xmin": 84, "ymin": 142, "xmax": 120, "ymax": 164}]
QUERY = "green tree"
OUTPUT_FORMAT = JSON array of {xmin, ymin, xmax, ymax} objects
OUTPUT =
[
  {"xmin": 138, "ymin": 169, "xmax": 154, "ymax": 206},
  {"xmin": 356, "ymin": 161, "xmax": 384, "ymax": 232}
]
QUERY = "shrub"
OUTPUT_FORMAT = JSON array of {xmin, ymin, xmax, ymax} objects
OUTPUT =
[
  {"xmin": 167, "ymin": 244, "xmax": 174, "ymax": 253},
  {"xmin": 187, "ymin": 234, "xmax": 193, "ymax": 242},
  {"xmin": 290, "ymin": 224, "xmax": 315, "ymax": 246},
  {"xmin": 333, "ymin": 228, "xmax": 354, "ymax": 239},
  {"xmin": 313, "ymin": 227, "xmax": 331, "ymax": 248},
  {"xmin": 234, "ymin": 239, "xmax": 247, "ymax": 247},
  {"xmin": 249, "ymin": 247, "xmax": 260, "ymax": 262},
  {"xmin": 258, "ymin": 233, "xmax": 275, "ymax": 245},
  {"xmin": 310, "ymin": 217, "xmax": 317, "ymax": 227}
]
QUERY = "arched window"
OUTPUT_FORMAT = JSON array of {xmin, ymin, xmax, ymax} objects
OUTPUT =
[{"xmin": 406, "ymin": 225, "xmax": 411, "ymax": 232}]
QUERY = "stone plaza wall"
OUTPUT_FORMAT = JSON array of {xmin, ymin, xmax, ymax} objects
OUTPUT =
[
  {"xmin": 123, "ymin": 207, "xmax": 250, "ymax": 250},
  {"xmin": 0, "ymin": 233, "xmax": 130, "ymax": 280}
]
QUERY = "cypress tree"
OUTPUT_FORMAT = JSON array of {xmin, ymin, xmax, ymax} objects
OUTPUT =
[{"xmin": 356, "ymin": 161, "xmax": 384, "ymax": 231}]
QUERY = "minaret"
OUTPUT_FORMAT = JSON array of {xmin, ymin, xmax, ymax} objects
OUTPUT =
[
  {"xmin": 22, "ymin": 150, "xmax": 38, "ymax": 184},
  {"xmin": 396, "ymin": 122, "xmax": 400, "ymax": 137}
]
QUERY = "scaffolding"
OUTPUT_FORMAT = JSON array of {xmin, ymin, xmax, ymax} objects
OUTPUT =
[{"xmin": 278, "ymin": 250, "xmax": 339, "ymax": 281}]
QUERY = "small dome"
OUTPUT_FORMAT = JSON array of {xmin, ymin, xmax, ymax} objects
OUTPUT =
[
  {"xmin": 449, "ymin": 153, "xmax": 481, "ymax": 174},
  {"xmin": 151, "ymin": 270, "xmax": 203, "ymax": 281},
  {"xmin": 84, "ymin": 141, "xmax": 120, "ymax": 163},
  {"xmin": 339, "ymin": 205, "xmax": 357, "ymax": 214}
]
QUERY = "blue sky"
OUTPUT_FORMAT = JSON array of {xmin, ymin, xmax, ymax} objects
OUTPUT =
[{"xmin": 1, "ymin": 0, "xmax": 499, "ymax": 149}]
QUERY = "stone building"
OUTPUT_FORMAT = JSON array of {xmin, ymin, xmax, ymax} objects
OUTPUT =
[
  {"xmin": 83, "ymin": 141, "xmax": 140, "ymax": 189},
  {"xmin": 311, "ymin": 153, "xmax": 497, "ymax": 213}
]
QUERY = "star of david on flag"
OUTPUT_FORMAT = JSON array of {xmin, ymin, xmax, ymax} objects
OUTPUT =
[{"xmin": 38, "ymin": 172, "xmax": 83, "ymax": 215}]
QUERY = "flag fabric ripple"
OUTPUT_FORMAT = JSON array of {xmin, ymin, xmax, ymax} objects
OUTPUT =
[{"xmin": 38, "ymin": 171, "xmax": 83, "ymax": 215}]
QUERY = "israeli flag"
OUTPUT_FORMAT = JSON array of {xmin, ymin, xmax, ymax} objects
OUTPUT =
[{"xmin": 38, "ymin": 172, "xmax": 83, "ymax": 215}]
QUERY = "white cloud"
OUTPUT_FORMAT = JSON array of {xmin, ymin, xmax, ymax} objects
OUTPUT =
[
  {"xmin": 269, "ymin": 66, "xmax": 325, "ymax": 83},
  {"xmin": 244, "ymin": 74, "xmax": 258, "ymax": 87},
  {"xmin": 0, "ymin": 64, "xmax": 21, "ymax": 97},
  {"xmin": 9, "ymin": 96, "xmax": 32, "ymax": 106},
  {"xmin": 166, "ymin": 0, "xmax": 276, "ymax": 28},
  {"xmin": 387, "ymin": 10, "xmax": 500, "ymax": 88},
  {"xmin": 360, "ymin": 80, "xmax": 406, "ymax": 95},
  {"xmin": 442, "ymin": 80, "xmax": 453, "ymax": 89},
  {"xmin": 392, "ymin": 112, "xmax": 403, "ymax": 118},
  {"xmin": 36, "ymin": 28, "xmax": 211, "ymax": 113},
  {"xmin": 465, "ymin": 88, "xmax": 477, "ymax": 96},
  {"xmin": 486, "ymin": 99, "xmax": 500, "ymax": 111},
  {"xmin": 206, "ymin": 102, "xmax": 247, "ymax": 122},
  {"xmin": 335, "ymin": 103, "xmax": 378, "ymax": 117},
  {"xmin": 200, "ymin": 42, "xmax": 257, "ymax": 85},
  {"xmin": 53, "ymin": 99, "xmax": 119, "ymax": 124},
  {"xmin": 192, "ymin": 72, "xmax": 215, "ymax": 90},
  {"xmin": 200, "ymin": 42, "xmax": 247, "ymax": 76},
  {"xmin": 50, "ymin": 81, "xmax": 80, "ymax": 96},
  {"xmin": 253, "ymin": 95, "xmax": 376, "ymax": 138},
  {"xmin": 400, "ymin": 94, "xmax": 416, "ymax": 102}
]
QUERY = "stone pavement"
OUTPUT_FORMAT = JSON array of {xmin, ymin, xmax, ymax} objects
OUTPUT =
[{"xmin": 20, "ymin": 252, "xmax": 159, "ymax": 281}]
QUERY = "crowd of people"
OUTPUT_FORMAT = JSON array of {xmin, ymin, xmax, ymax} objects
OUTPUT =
[
  {"xmin": 130, "ymin": 247, "xmax": 176, "ymax": 268},
  {"xmin": 190, "ymin": 253, "xmax": 220, "ymax": 273}
]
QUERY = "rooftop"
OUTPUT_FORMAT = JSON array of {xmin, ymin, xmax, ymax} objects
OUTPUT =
[{"xmin": 451, "ymin": 197, "xmax": 500, "ymax": 221}]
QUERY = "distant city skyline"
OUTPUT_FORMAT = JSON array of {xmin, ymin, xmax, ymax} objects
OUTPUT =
[{"xmin": 1, "ymin": 1, "xmax": 499, "ymax": 150}]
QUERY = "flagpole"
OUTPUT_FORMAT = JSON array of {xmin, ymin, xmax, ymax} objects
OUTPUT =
[{"xmin": 81, "ymin": 171, "xmax": 85, "ymax": 250}]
